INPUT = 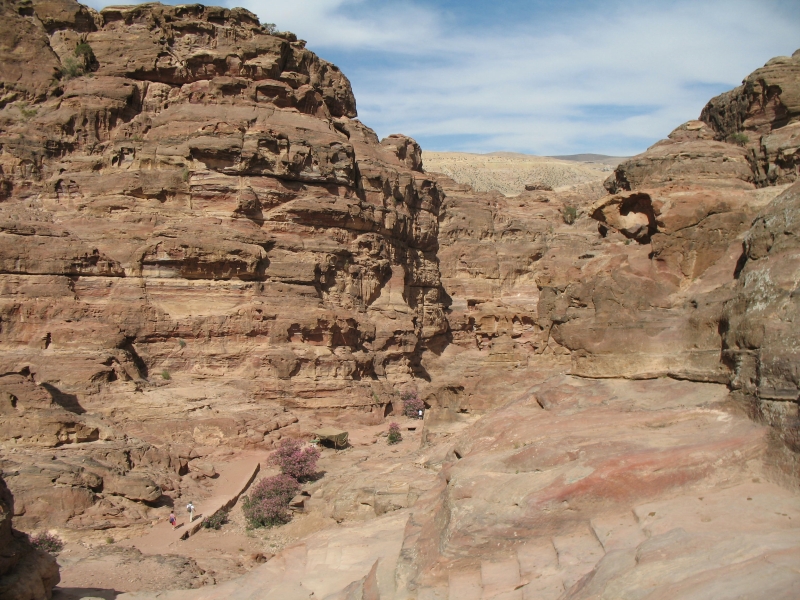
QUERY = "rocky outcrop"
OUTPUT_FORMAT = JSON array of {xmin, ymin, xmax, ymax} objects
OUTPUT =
[
  {"xmin": 423, "ymin": 52, "xmax": 800, "ymax": 469},
  {"xmin": 701, "ymin": 50, "xmax": 800, "ymax": 186},
  {"xmin": 393, "ymin": 377, "xmax": 799, "ymax": 598},
  {"xmin": 0, "ymin": 0, "xmax": 445, "ymax": 530},
  {"xmin": 1, "ymin": 4, "xmax": 800, "ymax": 597},
  {"xmin": 0, "ymin": 473, "xmax": 60, "ymax": 600},
  {"xmin": 722, "ymin": 180, "xmax": 800, "ymax": 478},
  {"xmin": 545, "ymin": 52, "xmax": 800, "ymax": 384}
]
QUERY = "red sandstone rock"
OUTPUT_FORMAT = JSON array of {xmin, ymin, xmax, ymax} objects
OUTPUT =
[
  {"xmin": 0, "ymin": 473, "xmax": 60, "ymax": 600},
  {"xmin": 1, "ymin": 2, "xmax": 799, "ymax": 597}
]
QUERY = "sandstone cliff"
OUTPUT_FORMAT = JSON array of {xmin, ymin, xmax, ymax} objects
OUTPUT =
[
  {"xmin": 1, "ymin": 2, "xmax": 799, "ymax": 597},
  {"xmin": 0, "ymin": 0, "xmax": 446, "ymax": 530}
]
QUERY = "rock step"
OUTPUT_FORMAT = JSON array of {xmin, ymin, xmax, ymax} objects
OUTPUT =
[
  {"xmin": 439, "ymin": 533, "xmax": 606, "ymax": 600},
  {"xmin": 516, "ymin": 541, "xmax": 564, "ymax": 600},
  {"xmin": 590, "ymin": 511, "xmax": 646, "ymax": 552},
  {"xmin": 552, "ymin": 524, "xmax": 606, "ymax": 590}
]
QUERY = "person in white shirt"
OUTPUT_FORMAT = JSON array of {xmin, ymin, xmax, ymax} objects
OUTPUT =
[{"xmin": 186, "ymin": 501, "xmax": 195, "ymax": 522}]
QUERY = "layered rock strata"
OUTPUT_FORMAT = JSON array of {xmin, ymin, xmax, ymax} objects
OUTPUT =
[
  {"xmin": 1, "ymin": 2, "xmax": 799, "ymax": 597},
  {"xmin": 722, "ymin": 180, "xmax": 800, "ymax": 481},
  {"xmin": 0, "ymin": 0, "xmax": 445, "ymax": 529}
]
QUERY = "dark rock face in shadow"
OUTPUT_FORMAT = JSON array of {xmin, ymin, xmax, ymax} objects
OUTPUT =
[{"xmin": 0, "ymin": 474, "xmax": 60, "ymax": 600}]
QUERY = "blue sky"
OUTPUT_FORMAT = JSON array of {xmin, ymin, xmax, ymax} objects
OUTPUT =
[{"xmin": 84, "ymin": 0, "xmax": 800, "ymax": 156}]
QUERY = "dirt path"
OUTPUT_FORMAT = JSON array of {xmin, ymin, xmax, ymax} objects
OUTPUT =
[
  {"xmin": 53, "ymin": 417, "xmax": 438, "ymax": 599},
  {"xmin": 120, "ymin": 454, "xmax": 264, "ymax": 555}
]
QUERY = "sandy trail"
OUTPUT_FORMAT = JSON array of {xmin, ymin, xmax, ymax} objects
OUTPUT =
[{"xmin": 119, "ymin": 454, "xmax": 265, "ymax": 555}]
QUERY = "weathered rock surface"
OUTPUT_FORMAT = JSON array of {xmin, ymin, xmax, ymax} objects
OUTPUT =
[
  {"xmin": 722, "ymin": 180, "xmax": 800, "ymax": 481},
  {"xmin": 0, "ymin": 473, "xmax": 60, "ymax": 600},
  {"xmin": 115, "ymin": 377, "xmax": 800, "ymax": 599},
  {"xmin": 397, "ymin": 376, "xmax": 800, "ymax": 599},
  {"xmin": 0, "ymin": 0, "xmax": 446, "ymax": 529},
  {"xmin": 1, "ymin": 2, "xmax": 800, "ymax": 598}
]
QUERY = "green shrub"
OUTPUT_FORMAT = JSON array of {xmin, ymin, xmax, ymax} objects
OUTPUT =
[
  {"xmin": 178, "ymin": 338, "xmax": 186, "ymax": 348},
  {"xmin": 562, "ymin": 205, "xmax": 577, "ymax": 225},
  {"xmin": 29, "ymin": 532, "xmax": 64, "ymax": 554},
  {"xmin": 728, "ymin": 132, "xmax": 749, "ymax": 146},
  {"xmin": 59, "ymin": 58, "xmax": 83, "ymax": 80},
  {"xmin": 387, "ymin": 422, "xmax": 402, "ymax": 445},
  {"xmin": 264, "ymin": 23, "xmax": 277, "ymax": 34},
  {"xmin": 161, "ymin": 370, "xmax": 171, "ymax": 380},
  {"xmin": 75, "ymin": 42, "xmax": 94, "ymax": 60},
  {"xmin": 203, "ymin": 509, "xmax": 228, "ymax": 530},
  {"xmin": 74, "ymin": 40, "xmax": 98, "ymax": 73}
]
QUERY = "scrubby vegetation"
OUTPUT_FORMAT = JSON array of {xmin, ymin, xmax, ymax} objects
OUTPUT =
[
  {"xmin": 29, "ymin": 532, "xmax": 64, "ymax": 554},
  {"xmin": 387, "ymin": 422, "xmax": 402, "ymax": 444},
  {"xmin": 203, "ymin": 509, "xmax": 229, "ymax": 530},
  {"xmin": 242, "ymin": 475, "xmax": 300, "ymax": 528},
  {"xmin": 242, "ymin": 438, "xmax": 321, "ymax": 529},
  {"xmin": 728, "ymin": 132, "xmax": 749, "ymax": 146},
  {"xmin": 269, "ymin": 438, "xmax": 320, "ymax": 481},
  {"xmin": 59, "ymin": 40, "xmax": 98, "ymax": 80},
  {"xmin": 562, "ymin": 205, "xmax": 577, "ymax": 225},
  {"xmin": 401, "ymin": 390, "xmax": 425, "ymax": 419},
  {"xmin": 59, "ymin": 58, "xmax": 83, "ymax": 80}
]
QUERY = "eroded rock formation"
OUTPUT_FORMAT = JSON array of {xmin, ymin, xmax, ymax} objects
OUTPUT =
[
  {"xmin": 0, "ymin": 473, "xmax": 60, "ymax": 600},
  {"xmin": 0, "ymin": 1, "xmax": 799, "ymax": 597},
  {"xmin": 0, "ymin": 0, "xmax": 445, "ymax": 530}
]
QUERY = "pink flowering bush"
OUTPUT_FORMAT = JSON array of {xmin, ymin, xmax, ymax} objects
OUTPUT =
[
  {"xmin": 387, "ymin": 422, "xmax": 402, "ymax": 445},
  {"xmin": 401, "ymin": 390, "xmax": 425, "ymax": 419},
  {"xmin": 242, "ymin": 474, "xmax": 301, "ymax": 528},
  {"xmin": 269, "ymin": 438, "xmax": 321, "ymax": 481}
]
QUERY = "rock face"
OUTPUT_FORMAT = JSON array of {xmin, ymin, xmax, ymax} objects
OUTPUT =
[
  {"xmin": 392, "ymin": 377, "xmax": 799, "ymax": 599},
  {"xmin": 546, "ymin": 52, "xmax": 800, "ymax": 386},
  {"xmin": 701, "ymin": 50, "xmax": 800, "ymax": 187},
  {"xmin": 0, "ymin": 0, "xmax": 445, "ymax": 529},
  {"xmin": 0, "ymin": 473, "xmax": 60, "ymax": 600},
  {"xmin": 1, "ymin": 2, "xmax": 800, "ymax": 598},
  {"xmin": 722, "ymin": 180, "xmax": 800, "ymax": 478}
]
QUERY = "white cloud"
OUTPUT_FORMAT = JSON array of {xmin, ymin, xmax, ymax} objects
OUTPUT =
[{"xmin": 83, "ymin": 0, "xmax": 800, "ymax": 155}]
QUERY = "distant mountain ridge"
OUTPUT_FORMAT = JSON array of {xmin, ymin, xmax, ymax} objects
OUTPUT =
[
  {"xmin": 423, "ymin": 150, "xmax": 615, "ymax": 195},
  {"xmin": 550, "ymin": 153, "xmax": 629, "ymax": 165}
]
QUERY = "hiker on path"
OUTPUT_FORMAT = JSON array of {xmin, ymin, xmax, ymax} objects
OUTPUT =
[
  {"xmin": 169, "ymin": 511, "xmax": 177, "ymax": 529},
  {"xmin": 186, "ymin": 501, "xmax": 195, "ymax": 523}
]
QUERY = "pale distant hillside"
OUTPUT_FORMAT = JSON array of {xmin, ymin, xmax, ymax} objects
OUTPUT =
[{"xmin": 423, "ymin": 151, "xmax": 624, "ymax": 196}]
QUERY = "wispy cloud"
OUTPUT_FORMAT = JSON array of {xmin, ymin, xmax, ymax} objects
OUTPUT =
[{"xmin": 84, "ymin": 0, "xmax": 800, "ymax": 156}]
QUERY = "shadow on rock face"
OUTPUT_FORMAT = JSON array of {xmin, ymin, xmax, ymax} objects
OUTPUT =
[
  {"xmin": 40, "ymin": 383, "xmax": 85, "ymax": 415},
  {"xmin": 52, "ymin": 588, "xmax": 119, "ymax": 600}
]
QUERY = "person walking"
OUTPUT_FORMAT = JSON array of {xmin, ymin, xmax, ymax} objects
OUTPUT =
[
  {"xmin": 169, "ymin": 511, "xmax": 177, "ymax": 529},
  {"xmin": 186, "ymin": 501, "xmax": 195, "ymax": 523}
]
